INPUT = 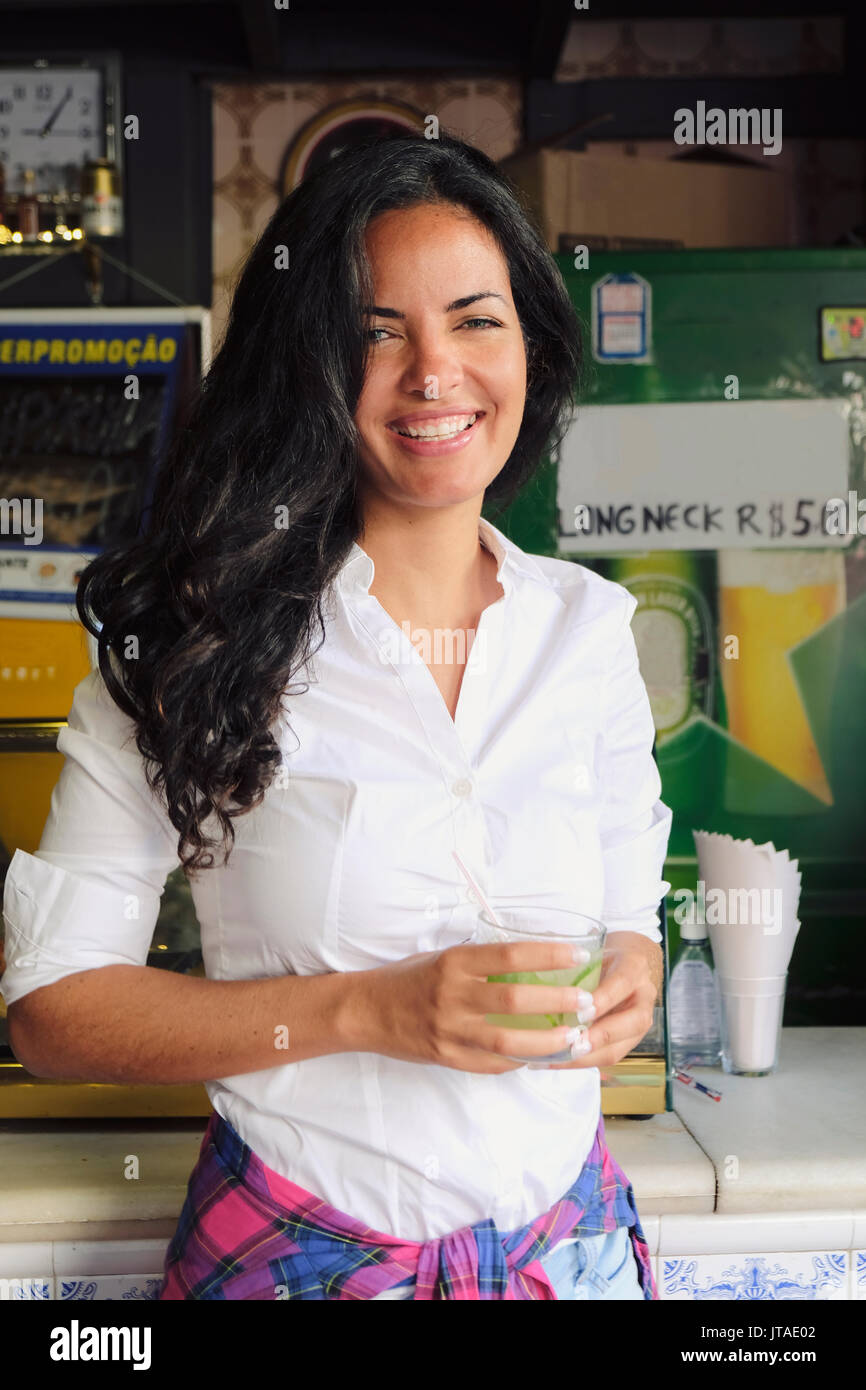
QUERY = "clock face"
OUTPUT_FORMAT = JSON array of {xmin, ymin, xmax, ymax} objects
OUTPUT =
[{"xmin": 0, "ymin": 67, "xmax": 104, "ymax": 195}]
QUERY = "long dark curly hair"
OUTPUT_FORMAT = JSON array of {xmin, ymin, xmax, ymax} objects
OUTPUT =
[{"xmin": 75, "ymin": 131, "xmax": 583, "ymax": 873}]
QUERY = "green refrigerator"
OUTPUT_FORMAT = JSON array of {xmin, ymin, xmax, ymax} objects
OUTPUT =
[{"xmin": 489, "ymin": 247, "xmax": 866, "ymax": 1037}]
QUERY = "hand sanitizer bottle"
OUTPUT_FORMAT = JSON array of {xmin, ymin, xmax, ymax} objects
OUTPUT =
[{"xmin": 669, "ymin": 917, "xmax": 722, "ymax": 1068}]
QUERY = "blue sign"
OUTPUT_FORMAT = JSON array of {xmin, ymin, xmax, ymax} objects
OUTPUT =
[{"xmin": 0, "ymin": 317, "xmax": 192, "ymax": 609}]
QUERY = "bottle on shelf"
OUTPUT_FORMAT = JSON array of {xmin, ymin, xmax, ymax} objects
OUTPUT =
[
  {"xmin": 18, "ymin": 168, "xmax": 40, "ymax": 241},
  {"xmin": 81, "ymin": 159, "xmax": 123, "ymax": 238}
]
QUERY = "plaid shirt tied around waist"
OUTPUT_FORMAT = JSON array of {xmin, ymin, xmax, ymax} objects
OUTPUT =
[{"xmin": 160, "ymin": 1109, "xmax": 657, "ymax": 1301}]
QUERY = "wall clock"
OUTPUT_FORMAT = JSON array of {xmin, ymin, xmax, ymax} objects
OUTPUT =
[{"xmin": 0, "ymin": 54, "xmax": 122, "ymax": 199}]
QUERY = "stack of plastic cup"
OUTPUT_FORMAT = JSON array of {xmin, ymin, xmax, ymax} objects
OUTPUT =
[
  {"xmin": 716, "ymin": 973, "xmax": 789, "ymax": 1074},
  {"xmin": 693, "ymin": 831, "xmax": 802, "ymax": 1076}
]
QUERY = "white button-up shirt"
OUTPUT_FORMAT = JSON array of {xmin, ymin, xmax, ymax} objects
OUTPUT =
[{"xmin": 1, "ymin": 516, "xmax": 672, "ymax": 1241}]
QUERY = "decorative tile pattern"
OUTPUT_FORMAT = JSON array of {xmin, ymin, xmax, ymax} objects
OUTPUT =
[
  {"xmin": 660, "ymin": 1252, "xmax": 849, "ymax": 1300},
  {"xmin": 556, "ymin": 18, "xmax": 844, "ymax": 81},
  {"xmin": 57, "ymin": 1275, "xmax": 162, "ymax": 1301},
  {"xmin": 0, "ymin": 1239, "xmax": 169, "ymax": 1299},
  {"xmin": 56, "ymin": 1278, "xmax": 98, "ymax": 1300},
  {"xmin": 209, "ymin": 76, "xmax": 522, "ymax": 349},
  {"xmin": 0, "ymin": 1276, "xmax": 53, "ymax": 1299},
  {"xmin": 0, "ymin": 1250, "xmax": 859, "ymax": 1299}
]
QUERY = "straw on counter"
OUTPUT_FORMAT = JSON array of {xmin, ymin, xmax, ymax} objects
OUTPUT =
[{"xmin": 674, "ymin": 1068, "xmax": 723, "ymax": 1101}]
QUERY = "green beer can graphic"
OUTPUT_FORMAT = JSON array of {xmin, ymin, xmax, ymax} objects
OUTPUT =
[{"xmin": 604, "ymin": 553, "xmax": 721, "ymax": 742}]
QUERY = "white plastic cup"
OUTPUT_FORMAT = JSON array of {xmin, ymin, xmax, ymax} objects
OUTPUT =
[{"xmin": 718, "ymin": 972, "xmax": 787, "ymax": 1076}]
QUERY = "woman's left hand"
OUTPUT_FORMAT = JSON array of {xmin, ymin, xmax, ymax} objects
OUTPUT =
[{"xmin": 545, "ymin": 931, "xmax": 663, "ymax": 1072}]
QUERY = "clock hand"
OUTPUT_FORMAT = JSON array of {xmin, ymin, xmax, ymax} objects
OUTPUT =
[{"xmin": 39, "ymin": 86, "xmax": 73, "ymax": 138}]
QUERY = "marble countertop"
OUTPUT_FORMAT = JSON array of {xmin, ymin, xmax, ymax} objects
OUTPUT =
[
  {"xmin": 606, "ymin": 1110, "xmax": 715, "ymax": 1216},
  {"xmin": 0, "ymin": 1120, "xmax": 207, "ymax": 1243},
  {"xmin": 672, "ymin": 1026, "xmax": 866, "ymax": 1215},
  {"xmin": 0, "ymin": 1028, "xmax": 861, "ymax": 1242}
]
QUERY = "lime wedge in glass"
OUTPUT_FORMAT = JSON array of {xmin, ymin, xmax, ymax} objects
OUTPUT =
[{"xmin": 486, "ymin": 954, "xmax": 602, "ymax": 1031}]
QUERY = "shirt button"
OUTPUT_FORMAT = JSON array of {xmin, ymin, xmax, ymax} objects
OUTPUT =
[{"xmin": 451, "ymin": 778, "xmax": 473, "ymax": 797}]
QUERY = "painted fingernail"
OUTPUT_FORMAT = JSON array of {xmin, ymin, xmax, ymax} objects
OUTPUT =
[
  {"xmin": 577, "ymin": 1003, "xmax": 596, "ymax": 1024},
  {"xmin": 570, "ymin": 1033, "xmax": 592, "ymax": 1058},
  {"xmin": 576, "ymin": 989, "xmax": 593, "ymax": 1009}
]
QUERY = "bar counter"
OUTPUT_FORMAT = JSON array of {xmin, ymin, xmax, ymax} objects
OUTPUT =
[{"xmin": 0, "ymin": 1028, "xmax": 862, "ymax": 1299}]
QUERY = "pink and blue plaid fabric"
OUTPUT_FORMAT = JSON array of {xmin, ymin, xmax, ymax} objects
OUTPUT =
[{"xmin": 159, "ymin": 1108, "xmax": 657, "ymax": 1301}]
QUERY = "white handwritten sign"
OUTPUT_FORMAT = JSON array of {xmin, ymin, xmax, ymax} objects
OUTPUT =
[{"xmin": 556, "ymin": 398, "xmax": 850, "ymax": 551}]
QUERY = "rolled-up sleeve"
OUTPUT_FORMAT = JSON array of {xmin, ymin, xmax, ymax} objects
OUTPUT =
[
  {"xmin": 598, "ymin": 590, "xmax": 672, "ymax": 944},
  {"xmin": 1, "ymin": 667, "xmax": 181, "ymax": 1009}
]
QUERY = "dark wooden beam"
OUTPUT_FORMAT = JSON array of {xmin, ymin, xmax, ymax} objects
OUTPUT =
[
  {"xmin": 526, "ymin": 74, "xmax": 863, "ymax": 145},
  {"xmin": 525, "ymin": 0, "xmax": 573, "ymax": 81},
  {"xmin": 238, "ymin": 0, "xmax": 282, "ymax": 73},
  {"xmin": 0, "ymin": 0, "xmax": 216, "ymax": 6}
]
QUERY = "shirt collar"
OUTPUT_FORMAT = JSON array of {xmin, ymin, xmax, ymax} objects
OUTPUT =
[{"xmin": 335, "ymin": 515, "xmax": 547, "ymax": 601}]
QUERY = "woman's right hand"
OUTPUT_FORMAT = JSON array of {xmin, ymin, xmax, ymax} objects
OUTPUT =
[{"xmin": 343, "ymin": 940, "xmax": 590, "ymax": 1073}]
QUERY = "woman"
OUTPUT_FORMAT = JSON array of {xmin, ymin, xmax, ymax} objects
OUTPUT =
[{"xmin": 1, "ymin": 132, "xmax": 672, "ymax": 1300}]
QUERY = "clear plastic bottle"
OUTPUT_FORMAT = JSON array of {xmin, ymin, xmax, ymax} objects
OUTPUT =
[{"xmin": 669, "ymin": 918, "xmax": 721, "ymax": 1068}]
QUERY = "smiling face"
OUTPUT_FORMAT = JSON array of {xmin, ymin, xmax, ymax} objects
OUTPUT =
[{"xmin": 354, "ymin": 202, "xmax": 528, "ymax": 513}]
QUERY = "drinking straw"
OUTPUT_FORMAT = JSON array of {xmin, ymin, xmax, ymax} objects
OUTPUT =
[
  {"xmin": 674, "ymin": 1068, "xmax": 722, "ymax": 1102},
  {"xmin": 451, "ymin": 851, "xmax": 506, "ymax": 928}
]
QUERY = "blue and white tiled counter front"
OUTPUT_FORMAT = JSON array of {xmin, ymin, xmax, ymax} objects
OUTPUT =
[
  {"xmin": 660, "ymin": 1251, "xmax": 854, "ymax": 1301},
  {"xmin": 0, "ymin": 1242, "xmax": 165, "ymax": 1301},
  {"xmin": 647, "ymin": 1028, "xmax": 866, "ymax": 1301},
  {"xmin": 641, "ymin": 1212, "xmax": 865, "ymax": 1301},
  {"xmin": 0, "ymin": 1030, "xmax": 863, "ymax": 1300},
  {"xmin": 1, "ymin": 1227, "xmax": 864, "ymax": 1302}
]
